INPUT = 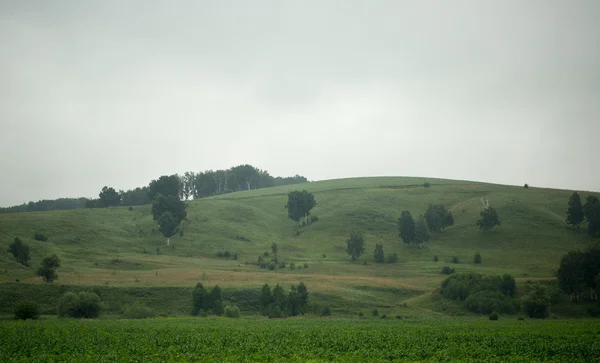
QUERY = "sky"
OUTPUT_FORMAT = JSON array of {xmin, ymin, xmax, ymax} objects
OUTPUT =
[{"xmin": 1, "ymin": 0, "xmax": 599, "ymax": 206}]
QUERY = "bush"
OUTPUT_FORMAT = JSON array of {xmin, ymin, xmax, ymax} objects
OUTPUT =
[
  {"xmin": 34, "ymin": 232, "xmax": 48, "ymax": 242},
  {"xmin": 14, "ymin": 301, "xmax": 40, "ymax": 320},
  {"xmin": 489, "ymin": 311, "xmax": 499, "ymax": 320},
  {"xmin": 451, "ymin": 256, "xmax": 460, "ymax": 264},
  {"xmin": 268, "ymin": 262, "xmax": 276, "ymax": 270},
  {"xmin": 278, "ymin": 262, "xmax": 286, "ymax": 269},
  {"xmin": 58, "ymin": 292, "xmax": 103, "ymax": 318},
  {"xmin": 123, "ymin": 303, "xmax": 155, "ymax": 319},
  {"xmin": 474, "ymin": 253, "xmax": 482, "ymax": 264},
  {"xmin": 441, "ymin": 266, "xmax": 455, "ymax": 275},
  {"xmin": 358, "ymin": 312, "xmax": 364, "ymax": 317},
  {"xmin": 179, "ymin": 230, "xmax": 184, "ymax": 237},
  {"xmin": 310, "ymin": 215, "xmax": 319, "ymax": 223},
  {"xmin": 380, "ymin": 314, "xmax": 387, "ymax": 319},
  {"xmin": 387, "ymin": 252, "xmax": 398, "ymax": 264},
  {"xmin": 224, "ymin": 305, "xmax": 241, "ymax": 318},
  {"xmin": 320, "ymin": 305, "xmax": 331, "ymax": 317},
  {"xmin": 395, "ymin": 315, "xmax": 402, "ymax": 320},
  {"xmin": 517, "ymin": 316, "xmax": 525, "ymax": 321},
  {"xmin": 372, "ymin": 308, "xmax": 379, "ymax": 317},
  {"xmin": 464, "ymin": 290, "xmax": 518, "ymax": 314},
  {"xmin": 423, "ymin": 182, "xmax": 431, "ymax": 188},
  {"xmin": 303, "ymin": 263, "xmax": 308, "ymax": 269},
  {"xmin": 289, "ymin": 263, "xmax": 295, "ymax": 270},
  {"xmin": 263, "ymin": 251, "xmax": 269, "ymax": 257},
  {"xmin": 522, "ymin": 288, "xmax": 550, "ymax": 319},
  {"xmin": 524, "ymin": 184, "xmax": 529, "ymax": 188},
  {"xmin": 433, "ymin": 255, "xmax": 438, "ymax": 262}
]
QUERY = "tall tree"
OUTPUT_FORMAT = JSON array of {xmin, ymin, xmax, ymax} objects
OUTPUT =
[
  {"xmin": 346, "ymin": 231, "xmax": 365, "ymax": 261},
  {"xmin": 424, "ymin": 204, "xmax": 454, "ymax": 233},
  {"xmin": 398, "ymin": 211, "xmax": 416, "ymax": 244},
  {"xmin": 36, "ymin": 254, "xmax": 61, "ymax": 283},
  {"xmin": 566, "ymin": 192, "xmax": 585, "ymax": 228},
  {"xmin": 7, "ymin": 237, "xmax": 30, "ymax": 266},
  {"xmin": 414, "ymin": 216, "xmax": 430, "ymax": 247},
  {"xmin": 180, "ymin": 172, "xmax": 196, "ymax": 201},
  {"xmin": 230, "ymin": 164, "xmax": 259, "ymax": 191},
  {"xmin": 557, "ymin": 250, "xmax": 585, "ymax": 302},
  {"xmin": 582, "ymin": 248, "xmax": 600, "ymax": 300},
  {"xmin": 151, "ymin": 193, "xmax": 187, "ymax": 245},
  {"xmin": 373, "ymin": 244, "xmax": 385, "ymax": 263},
  {"xmin": 285, "ymin": 190, "xmax": 317, "ymax": 225},
  {"xmin": 148, "ymin": 175, "xmax": 181, "ymax": 201},
  {"xmin": 99, "ymin": 186, "xmax": 121, "ymax": 207},
  {"xmin": 584, "ymin": 196, "xmax": 600, "ymax": 237},
  {"xmin": 477, "ymin": 207, "xmax": 501, "ymax": 230}
]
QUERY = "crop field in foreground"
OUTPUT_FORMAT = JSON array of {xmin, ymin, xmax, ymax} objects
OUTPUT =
[{"xmin": 1, "ymin": 318, "xmax": 599, "ymax": 362}]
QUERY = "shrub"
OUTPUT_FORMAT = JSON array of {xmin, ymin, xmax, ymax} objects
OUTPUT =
[
  {"xmin": 179, "ymin": 230, "xmax": 184, "ymax": 237},
  {"xmin": 524, "ymin": 184, "xmax": 529, "ymax": 188},
  {"xmin": 441, "ymin": 266, "xmax": 455, "ymax": 275},
  {"xmin": 310, "ymin": 215, "xmax": 319, "ymax": 223},
  {"xmin": 37, "ymin": 254, "xmax": 61, "ymax": 283},
  {"xmin": 289, "ymin": 263, "xmax": 295, "ymax": 270},
  {"xmin": 522, "ymin": 289, "xmax": 550, "ymax": 319},
  {"xmin": 517, "ymin": 316, "xmax": 525, "ymax": 321},
  {"xmin": 233, "ymin": 253, "xmax": 238, "ymax": 260},
  {"xmin": 358, "ymin": 312, "xmax": 364, "ymax": 317},
  {"xmin": 363, "ymin": 261, "xmax": 368, "ymax": 265},
  {"xmin": 423, "ymin": 182, "xmax": 431, "ymax": 188},
  {"xmin": 223, "ymin": 251, "xmax": 231, "ymax": 258},
  {"xmin": 268, "ymin": 262, "xmax": 276, "ymax": 270},
  {"xmin": 123, "ymin": 303, "xmax": 155, "ymax": 319},
  {"xmin": 128, "ymin": 206, "xmax": 133, "ymax": 211},
  {"xmin": 14, "ymin": 301, "xmax": 40, "ymax": 320},
  {"xmin": 395, "ymin": 315, "xmax": 402, "ymax": 320},
  {"xmin": 303, "ymin": 263, "xmax": 308, "ymax": 269},
  {"xmin": 451, "ymin": 256, "xmax": 460, "ymax": 264},
  {"xmin": 464, "ymin": 290, "xmax": 518, "ymax": 314},
  {"xmin": 474, "ymin": 253, "xmax": 482, "ymax": 264},
  {"xmin": 372, "ymin": 308, "xmax": 379, "ymax": 317},
  {"xmin": 387, "ymin": 252, "xmax": 398, "ymax": 264},
  {"xmin": 58, "ymin": 292, "xmax": 103, "ymax": 318},
  {"xmin": 489, "ymin": 311, "xmax": 499, "ymax": 320},
  {"xmin": 34, "ymin": 232, "xmax": 48, "ymax": 242},
  {"xmin": 380, "ymin": 314, "xmax": 387, "ymax": 319},
  {"xmin": 263, "ymin": 251, "xmax": 269, "ymax": 257},
  {"xmin": 433, "ymin": 255, "xmax": 438, "ymax": 262},
  {"xmin": 320, "ymin": 305, "xmax": 331, "ymax": 317},
  {"xmin": 224, "ymin": 305, "xmax": 241, "ymax": 318},
  {"xmin": 278, "ymin": 262, "xmax": 286, "ymax": 269}
]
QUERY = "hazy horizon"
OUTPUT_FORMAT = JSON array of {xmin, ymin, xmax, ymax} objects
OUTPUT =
[{"xmin": 2, "ymin": 1, "xmax": 599, "ymax": 207}]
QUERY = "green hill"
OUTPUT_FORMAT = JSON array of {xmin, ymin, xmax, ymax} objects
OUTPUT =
[{"xmin": 0, "ymin": 177, "xmax": 597, "ymax": 315}]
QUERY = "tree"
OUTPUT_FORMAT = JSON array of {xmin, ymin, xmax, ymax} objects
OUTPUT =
[
  {"xmin": 158, "ymin": 212, "xmax": 179, "ymax": 241},
  {"xmin": 398, "ymin": 211, "xmax": 416, "ymax": 244},
  {"xmin": 373, "ymin": 244, "xmax": 384, "ymax": 263},
  {"xmin": 566, "ymin": 192, "xmax": 585, "ymax": 228},
  {"xmin": 14, "ymin": 301, "xmax": 39, "ymax": 320},
  {"xmin": 194, "ymin": 171, "xmax": 218, "ymax": 198},
  {"xmin": 286, "ymin": 190, "xmax": 317, "ymax": 225},
  {"xmin": 582, "ymin": 248, "xmax": 600, "ymax": 300},
  {"xmin": 414, "ymin": 216, "xmax": 430, "ymax": 247},
  {"xmin": 346, "ymin": 231, "xmax": 365, "ymax": 261},
  {"xmin": 58, "ymin": 291, "xmax": 103, "ymax": 318},
  {"xmin": 36, "ymin": 254, "xmax": 61, "ymax": 283},
  {"xmin": 148, "ymin": 175, "xmax": 181, "ymax": 201},
  {"xmin": 7, "ymin": 237, "xmax": 30, "ymax": 266},
  {"xmin": 521, "ymin": 285, "xmax": 550, "ymax": 319},
  {"xmin": 151, "ymin": 193, "xmax": 187, "ymax": 245},
  {"xmin": 98, "ymin": 186, "xmax": 121, "ymax": 207},
  {"xmin": 477, "ymin": 207, "xmax": 501, "ymax": 230},
  {"xmin": 583, "ymin": 196, "xmax": 600, "ymax": 237},
  {"xmin": 192, "ymin": 282, "xmax": 206, "ymax": 315},
  {"xmin": 557, "ymin": 250, "xmax": 585, "ymax": 301},
  {"xmin": 180, "ymin": 172, "xmax": 196, "ymax": 200},
  {"xmin": 424, "ymin": 204, "xmax": 454, "ymax": 233},
  {"xmin": 230, "ymin": 164, "xmax": 260, "ymax": 191},
  {"xmin": 260, "ymin": 284, "xmax": 273, "ymax": 315},
  {"xmin": 271, "ymin": 243, "xmax": 279, "ymax": 263}
]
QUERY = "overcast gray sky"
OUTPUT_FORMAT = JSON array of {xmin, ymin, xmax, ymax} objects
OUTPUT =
[{"xmin": 1, "ymin": 0, "xmax": 599, "ymax": 206}]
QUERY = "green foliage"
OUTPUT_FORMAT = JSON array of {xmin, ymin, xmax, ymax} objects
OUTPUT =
[
  {"xmin": 424, "ymin": 204, "xmax": 454, "ymax": 233},
  {"xmin": 566, "ymin": 192, "xmax": 584, "ymax": 227},
  {"xmin": 451, "ymin": 256, "xmax": 460, "ymax": 264},
  {"xmin": 441, "ymin": 266, "xmax": 455, "ymax": 274},
  {"xmin": 14, "ymin": 300, "xmax": 39, "ymax": 320},
  {"xmin": 522, "ymin": 285, "xmax": 550, "ymax": 319},
  {"xmin": 192, "ymin": 283, "xmax": 224, "ymax": 316},
  {"xmin": 371, "ymin": 308, "xmax": 379, "ymax": 317},
  {"xmin": 373, "ymin": 243, "xmax": 384, "ymax": 263},
  {"xmin": 99, "ymin": 186, "xmax": 121, "ymax": 207},
  {"xmin": 224, "ymin": 305, "xmax": 241, "ymax": 318},
  {"xmin": 423, "ymin": 182, "xmax": 431, "ymax": 188},
  {"xmin": 414, "ymin": 217, "xmax": 430, "ymax": 246},
  {"xmin": 285, "ymin": 190, "xmax": 317, "ymax": 224},
  {"xmin": 34, "ymin": 232, "xmax": 48, "ymax": 242},
  {"xmin": 260, "ymin": 282, "xmax": 309, "ymax": 318},
  {"xmin": 148, "ymin": 175, "xmax": 181, "ymax": 201},
  {"xmin": 123, "ymin": 303, "xmax": 155, "ymax": 319},
  {"xmin": 489, "ymin": 311, "xmax": 499, "ymax": 320},
  {"xmin": 524, "ymin": 184, "xmax": 529, "ymax": 188},
  {"xmin": 151, "ymin": 193, "xmax": 187, "ymax": 240},
  {"xmin": 346, "ymin": 231, "xmax": 365, "ymax": 261},
  {"xmin": 477, "ymin": 207, "xmax": 501, "ymax": 230},
  {"xmin": 557, "ymin": 250, "xmax": 585, "ymax": 299},
  {"xmin": 58, "ymin": 291, "xmax": 103, "ymax": 318},
  {"xmin": 441, "ymin": 273, "xmax": 516, "ymax": 302},
  {"xmin": 397, "ymin": 211, "xmax": 415, "ymax": 244},
  {"xmin": 36, "ymin": 254, "xmax": 61, "ymax": 283},
  {"xmin": 320, "ymin": 304, "xmax": 331, "ymax": 316},
  {"xmin": 474, "ymin": 253, "xmax": 482, "ymax": 264},
  {"xmin": 7, "ymin": 237, "xmax": 30, "ymax": 266},
  {"xmin": 386, "ymin": 252, "xmax": 398, "ymax": 264},
  {"xmin": 464, "ymin": 290, "xmax": 518, "ymax": 314},
  {"xmin": 583, "ymin": 196, "xmax": 600, "ymax": 237},
  {"xmin": 433, "ymin": 255, "xmax": 439, "ymax": 262}
]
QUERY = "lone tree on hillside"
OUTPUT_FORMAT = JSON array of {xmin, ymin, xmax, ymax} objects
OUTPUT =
[
  {"xmin": 583, "ymin": 196, "xmax": 600, "ymax": 237},
  {"xmin": 152, "ymin": 193, "xmax": 187, "ymax": 245},
  {"xmin": 424, "ymin": 204, "xmax": 454, "ymax": 233},
  {"xmin": 477, "ymin": 199, "xmax": 500, "ymax": 230},
  {"xmin": 148, "ymin": 175, "xmax": 182, "ymax": 201},
  {"xmin": 285, "ymin": 190, "xmax": 317, "ymax": 225},
  {"xmin": 98, "ymin": 186, "xmax": 121, "ymax": 207},
  {"xmin": 36, "ymin": 254, "xmax": 61, "ymax": 283},
  {"xmin": 398, "ymin": 211, "xmax": 416, "ymax": 244},
  {"xmin": 414, "ymin": 216, "xmax": 430, "ymax": 247},
  {"xmin": 373, "ymin": 244, "xmax": 384, "ymax": 263},
  {"xmin": 346, "ymin": 231, "xmax": 365, "ymax": 261},
  {"xmin": 566, "ymin": 192, "xmax": 584, "ymax": 228},
  {"xmin": 8, "ymin": 237, "xmax": 30, "ymax": 266}
]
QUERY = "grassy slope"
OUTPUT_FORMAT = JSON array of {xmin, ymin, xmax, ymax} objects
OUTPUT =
[{"xmin": 0, "ymin": 177, "xmax": 598, "ymax": 315}]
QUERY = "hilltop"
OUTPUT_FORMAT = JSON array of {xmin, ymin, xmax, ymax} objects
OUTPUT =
[{"xmin": 0, "ymin": 177, "xmax": 597, "ymax": 316}]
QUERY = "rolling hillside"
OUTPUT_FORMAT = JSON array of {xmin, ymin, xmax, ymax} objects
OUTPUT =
[{"xmin": 1, "ymin": 177, "xmax": 597, "ymax": 315}]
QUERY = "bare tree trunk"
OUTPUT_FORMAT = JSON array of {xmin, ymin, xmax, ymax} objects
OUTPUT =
[{"xmin": 167, "ymin": 237, "xmax": 170, "ymax": 246}]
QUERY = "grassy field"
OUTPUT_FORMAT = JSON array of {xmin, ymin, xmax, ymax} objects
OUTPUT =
[
  {"xmin": 1, "ymin": 317, "xmax": 599, "ymax": 362},
  {"xmin": 0, "ymin": 177, "xmax": 598, "ymax": 315}
]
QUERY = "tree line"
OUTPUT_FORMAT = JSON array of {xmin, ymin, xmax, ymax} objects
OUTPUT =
[{"xmin": 0, "ymin": 164, "xmax": 307, "ymax": 213}]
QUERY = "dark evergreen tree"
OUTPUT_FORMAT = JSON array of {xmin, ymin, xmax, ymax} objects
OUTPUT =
[
  {"xmin": 566, "ymin": 192, "xmax": 584, "ymax": 228},
  {"xmin": 584, "ymin": 196, "xmax": 600, "ymax": 237},
  {"xmin": 7, "ymin": 237, "xmax": 30, "ymax": 266},
  {"xmin": 477, "ymin": 207, "xmax": 501, "ymax": 230},
  {"xmin": 398, "ymin": 211, "xmax": 416, "ymax": 244}
]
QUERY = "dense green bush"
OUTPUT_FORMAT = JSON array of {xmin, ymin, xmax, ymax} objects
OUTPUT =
[
  {"xmin": 474, "ymin": 253, "xmax": 482, "ymax": 264},
  {"xmin": 441, "ymin": 273, "xmax": 517, "ymax": 301},
  {"xmin": 58, "ymin": 292, "xmax": 103, "ymax": 318},
  {"xmin": 320, "ymin": 305, "xmax": 331, "ymax": 317},
  {"xmin": 34, "ymin": 232, "xmax": 48, "ymax": 242},
  {"xmin": 489, "ymin": 311, "xmax": 499, "ymax": 320},
  {"xmin": 14, "ymin": 301, "xmax": 39, "ymax": 320},
  {"xmin": 522, "ymin": 286, "xmax": 550, "ymax": 319},
  {"xmin": 441, "ymin": 266, "xmax": 455, "ymax": 274},
  {"xmin": 387, "ymin": 252, "xmax": 398, "ymax": 264},
  {"xmin": 464, "ymin": 290, "xmax": 518, "ymax": 314},
  {"xmin": 372, "ymin": 308, "xmax": 379, "ymax": 317},
  {"xmin": 192, "ymin": 283, "xmax": 224, "ymax": 316},
  {"xmin": 123, "ymin": 303, "xmax": 155, "ymax": 319},
  {"xmin": 451, "ymin": 256, "xmax": 460, "ymax": 264},
  {"xmin": 224, "ymin": 305, "xmax": 241, "ymax": 318},
  {"xmin": 433, "ymin": 255, "xmax": 439, "ymax": 262}
]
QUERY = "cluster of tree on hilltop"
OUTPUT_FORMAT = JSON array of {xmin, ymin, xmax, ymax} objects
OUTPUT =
[{"xmin": 0, "ymin": 164, "xmax": 307, "ymax": 213}]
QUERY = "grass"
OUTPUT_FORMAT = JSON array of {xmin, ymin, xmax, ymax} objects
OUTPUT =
[
  {"xmin": 0, "ymin": 177, "xmax": 598, "ymax": 314},
  {"xmin": 1, "ymin": 318, "xmax": 599, "ymax": 362}
]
